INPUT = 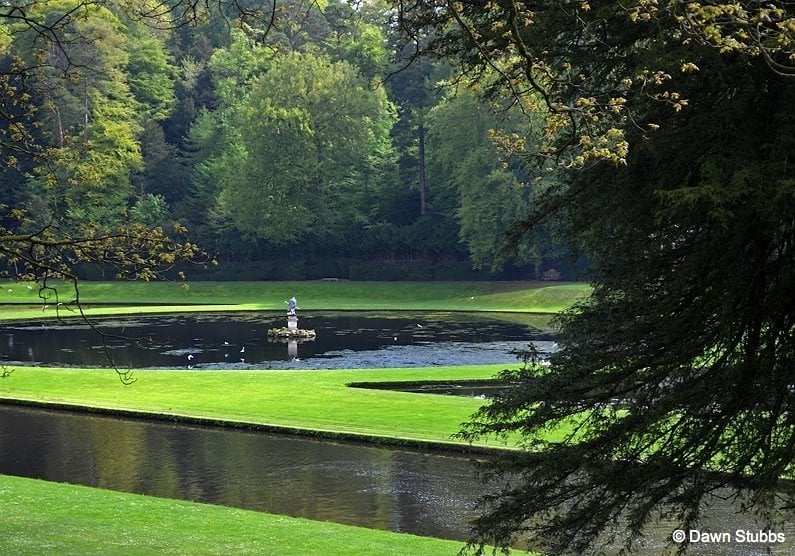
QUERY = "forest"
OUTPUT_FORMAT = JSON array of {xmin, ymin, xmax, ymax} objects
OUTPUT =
[{"xmin": 0, "ymin": 0, "xmax": 569, "ymax": 281}]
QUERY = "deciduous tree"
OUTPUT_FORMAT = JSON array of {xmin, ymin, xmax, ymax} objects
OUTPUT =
[
  {"xmin": 426, "ymin": 87, "xmax": 560, "ymax": 273},
  {"xmin": 204, "ymin": 36, "xmax": 395, "ymax": 244},
  {"xmin": 0, "ymin": 0, "xmax": 212, "ymax": 360}
]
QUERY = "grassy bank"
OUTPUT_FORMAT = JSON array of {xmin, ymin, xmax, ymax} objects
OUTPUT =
[
  {"xmin": 0, "ymin": 474, "xmax": 491, "ymax": 555},
  {"xmin": 0, "ymin": 365, "xmax": 571, "ymax": 448},
  {"xmin": 0, "ymin": 280, "xmax": 590, "ymax": 320}
]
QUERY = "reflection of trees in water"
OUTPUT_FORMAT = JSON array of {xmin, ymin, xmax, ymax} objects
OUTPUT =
[
  {"xmin": 0, "ymin": 407, "xmax": 482, "ymax": 540},
  {"xmin": 3, "ymin": 407, "xmax": 792, "ymax": 554}
]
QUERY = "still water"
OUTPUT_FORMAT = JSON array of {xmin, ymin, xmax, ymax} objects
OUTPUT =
[
  {"xmin": 0, "ymin": 406, "xmax": 486, "ymax": 541},
  {"xmin": 1, "ymin": 406, "xmax": 793, "ymax": 555},
  {"xmin": 0, "ymin": 311, "xmax": 556, "ymax": 369}
]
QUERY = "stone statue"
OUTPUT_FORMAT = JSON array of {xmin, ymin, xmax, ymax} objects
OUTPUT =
[{"xmin": 286, "ymin": 296, "xmax": 298, "ymax": 316}]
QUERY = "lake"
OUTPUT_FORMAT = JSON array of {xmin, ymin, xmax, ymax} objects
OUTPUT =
[{"xmin": 0, "ymin": 311, "xmax": 556, "ymax": 369}]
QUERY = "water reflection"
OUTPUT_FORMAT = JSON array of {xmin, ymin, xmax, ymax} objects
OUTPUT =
[
  {"xmin": 0, "ymin": 311, "xmax": 556, "ymax": 369},
  {"xmin": 1, "ymin": 405, "xmax": 793, "ymax": 554},
  {"xmin": 0, "ymin": 406, "xmax": 487, "ymax": 541}
]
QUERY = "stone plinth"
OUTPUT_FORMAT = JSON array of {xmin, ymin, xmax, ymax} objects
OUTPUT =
[{"xmin": 267, "ymin": 327, "xmax": 316, "ymax": 340}]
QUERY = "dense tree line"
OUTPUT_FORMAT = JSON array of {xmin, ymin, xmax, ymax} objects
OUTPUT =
[{"xmin": 0, "ymin": 0, "xmax": 568, "ymax": 281}]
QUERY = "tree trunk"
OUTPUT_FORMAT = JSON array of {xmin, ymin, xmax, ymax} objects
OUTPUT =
[
  {"xmin": 83, "ymin": 77, "xmax": 90, "ymax": 141},
  {"xmin": 417, "ymin": 122, "xmax": 427, "ymax": 215}
]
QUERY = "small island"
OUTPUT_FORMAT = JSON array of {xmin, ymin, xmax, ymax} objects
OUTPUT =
[{"xmin": 267, "ymin": 327, "xmax": 317, "ymax": 340}]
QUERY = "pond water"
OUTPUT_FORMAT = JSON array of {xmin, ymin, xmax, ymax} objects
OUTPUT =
[
  {"xmin": 0, "ymin": 406, "xmax": 488, "ymax": 542},
  {"xmin": 1, "ymin": 405, "xmax": 793, "ymax": 555},
  {"xmin": 0, "ymin": 311, "xmax": 556, "ymax": 370}
]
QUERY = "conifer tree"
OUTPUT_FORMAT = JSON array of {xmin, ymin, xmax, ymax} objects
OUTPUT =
[{"xmin": 398, "ymin": 0, "xmax": 795, "ymax": 553}]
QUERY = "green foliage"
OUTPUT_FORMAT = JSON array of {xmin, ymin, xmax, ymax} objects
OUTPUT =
[
  {"xmin": 399, "ymin": 0, "xmax": 793, "ymax": 167},
  {"xmin": 7, "ymin": 1, "xmax": 146, "ymax": 229},
  {"xmin": 132, "ymin": 122, "xmax": 188, "ymax": 205},
  {"xmin": 0, "ymin": 0, "xmax": 208, "ymax": 296},
  {"xmin": 130, "ymin": 193, "xmax": 169, "ymax": 227},
  {"xmin": 426, "ymin": 89, "xmax": 559, "ymax": 272},
  {"xmin": 0, "ymin": 0, "xmax": 572, "ymax": 282},
  {"xmin": 125, "ymin": 23, "xmax": 177, "ymax": 121},
  {"xmin": 209, "ymin": 46, "xmax": 396, "ymax": 244}
]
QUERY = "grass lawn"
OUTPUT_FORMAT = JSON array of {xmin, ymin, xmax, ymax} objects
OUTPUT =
[
  {"xmin": 0, "ymin": 279, "xmax": 591, "ymax": 320},
  {"xmin": 0, "ymin": 366, "xmax": 555, "ymax": 555},
  {"xmin": 0, "ymin": 365, "xmax": 571, "ymax": 448},
  {"xmin": 0, "ymin": 474, "xmax": 499, "ymax": 555}
]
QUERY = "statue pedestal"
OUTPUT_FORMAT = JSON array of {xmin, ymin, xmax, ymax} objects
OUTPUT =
[{"xmin": 267, "ymin": 312, "xmax": 315, "ymax": 342}]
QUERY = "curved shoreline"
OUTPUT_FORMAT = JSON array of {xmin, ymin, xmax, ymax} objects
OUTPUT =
[{"xmin": 0, "ymin": 280, "xmax": 587, "ymax": 451}]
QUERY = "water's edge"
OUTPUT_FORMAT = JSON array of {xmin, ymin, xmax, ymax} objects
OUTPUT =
[{"xmin": 0, "ymin": 397, "xmax": 510, "ymax": 456}]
